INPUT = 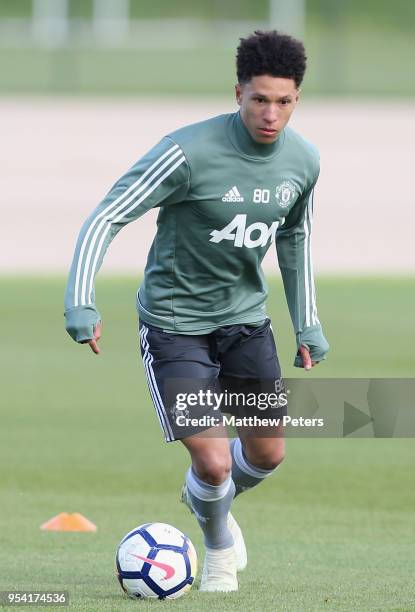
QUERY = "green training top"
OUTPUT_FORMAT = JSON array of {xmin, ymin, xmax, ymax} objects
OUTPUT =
[{"xmin": 64, "ymin": 112, "xmax": 329, "ymax": 366}]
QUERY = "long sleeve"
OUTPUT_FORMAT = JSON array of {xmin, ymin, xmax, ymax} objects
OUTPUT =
[
  {"xmin": 64, "ymin": 137, "xmax": 190, "ymax": 342},
  {"xmin": 276, "ymin": 176, "xmax": 329, "ymax": 367}
]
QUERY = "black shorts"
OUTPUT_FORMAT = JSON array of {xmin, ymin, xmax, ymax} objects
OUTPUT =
[{"xmin": 138, "ymin": 319, "xmax": 286, "ymax": 442}]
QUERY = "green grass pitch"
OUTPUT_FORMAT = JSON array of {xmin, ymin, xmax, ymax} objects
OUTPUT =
[{"xmin": 1, "ymin": 276, "xmax": 414, "ymax": 611}]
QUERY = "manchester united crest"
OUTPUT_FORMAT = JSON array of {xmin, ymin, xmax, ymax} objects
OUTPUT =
[{"xmin": 275, "ymin": 181, "xmax": 296, "ymax": 208}]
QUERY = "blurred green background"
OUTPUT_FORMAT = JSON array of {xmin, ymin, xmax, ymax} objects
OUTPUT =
[{"xmin": 1, "ymin": 0, "xmax": 414, "ymax": 96}]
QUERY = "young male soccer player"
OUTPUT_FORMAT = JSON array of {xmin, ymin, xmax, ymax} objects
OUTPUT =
[{"xmin": 64, "ymin": 30, "xmax": 329, "ymax": 592}]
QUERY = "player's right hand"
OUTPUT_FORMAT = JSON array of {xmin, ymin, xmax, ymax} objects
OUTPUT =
[
  {"xmin": 81, "ymin": 321, "xmax": 102, "ymax": 355},
  {"xmin": 64, "ymin": 304, "xmax": 102, "ymax": 349}
]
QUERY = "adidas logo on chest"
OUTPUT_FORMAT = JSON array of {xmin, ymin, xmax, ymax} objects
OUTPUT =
[{"xmin": 222, "ymin": 185, "xmax": 244, "ymax": 202}]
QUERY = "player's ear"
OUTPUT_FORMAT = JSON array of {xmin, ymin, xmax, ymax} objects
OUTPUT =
[
  {"xmin": 295, "ymin": 88, "xmax": 301, "ymax": 104},
  {"xmin": 235, "ymin": 83, "xmax": 242, "ymax": 105}
]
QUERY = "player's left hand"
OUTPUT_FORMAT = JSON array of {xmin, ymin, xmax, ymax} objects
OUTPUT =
[{"xmin": 298, "ymin": 345, "xmax": 319, "ymax": 371}]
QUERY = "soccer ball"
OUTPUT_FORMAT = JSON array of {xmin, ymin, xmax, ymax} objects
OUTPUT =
[{"xmin": 116, "ymin": 522, "xmax": 197, "ymax": 600}]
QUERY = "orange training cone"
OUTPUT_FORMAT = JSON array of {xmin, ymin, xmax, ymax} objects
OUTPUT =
[{"xmin": 40, "ymin": 512, "xmax": 97, "ymax": 532}]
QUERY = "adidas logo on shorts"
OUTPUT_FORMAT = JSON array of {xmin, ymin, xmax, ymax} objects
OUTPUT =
[{"xmin": 222, "ymin": 186, "xmax": 244, "ymax": 202}]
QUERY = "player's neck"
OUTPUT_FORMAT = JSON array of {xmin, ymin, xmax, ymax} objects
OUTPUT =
[{"xmin": 230, "ymin": 111, "xmax": 285, "ymax": 159}]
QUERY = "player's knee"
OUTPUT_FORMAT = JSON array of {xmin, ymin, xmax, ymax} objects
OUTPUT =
[
  {"xmin": 247, "ymin": 447, "xmax": 285, "ymax": 471},
  {"xmin": 195, "ymin": 454, "xmax": 232, "ymax": 486},
  {"xmin": 264, "ymin": 449, "xmax": 285, "ymax": 470},
  {"xmin": 262, "ymin": 448, "xmax": 285, "ymax": 470}
]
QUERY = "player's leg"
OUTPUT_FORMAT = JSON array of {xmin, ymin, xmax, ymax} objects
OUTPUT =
[
  {"xmin": 181, "ymin": 423, "xmax": 249, "ymax": 583},
  {"xmin": 239, "ymin": 426, "xmax": 285, "ymax": 469},
  {"xmin": 231, "ymin": 422, "xmax": 284, "ymax": 497},
  {"xmin": 218, "ymin": 319, "xmax": 286, "ymax": 496},
  {"xmin": 139, "ymin": 321, "xmax": 238, "ymax": 591},
  {"xmin": 181, "ymin": 425, "xmax": 234, "ymax": 550},
  {"xmin": 181, "ymin": 427, "xmax": 238, "ymax": 591},
  {"xmin": 177, "ymin": 390, "xmax": 240, "ymax": 590}
]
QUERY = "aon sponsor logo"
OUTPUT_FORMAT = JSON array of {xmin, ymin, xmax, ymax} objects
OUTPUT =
[{"xmin": 209, "ymin": 214, "xmax": 282, "ymax": 248}]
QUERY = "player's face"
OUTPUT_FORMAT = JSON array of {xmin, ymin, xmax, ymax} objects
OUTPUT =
[{"xmin": 236, "ymin": 75, "xmax": 299, "ymax": 144}]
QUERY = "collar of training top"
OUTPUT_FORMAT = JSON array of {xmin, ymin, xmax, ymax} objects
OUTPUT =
[{"xmin": 227, "ymin": 111, "xmax": 286, "ymax": 160}]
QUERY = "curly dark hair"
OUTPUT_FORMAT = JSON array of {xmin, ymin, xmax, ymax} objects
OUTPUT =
[{"xmin": 236, "ymin": 30, "xmax": 307, "ymax": 88}]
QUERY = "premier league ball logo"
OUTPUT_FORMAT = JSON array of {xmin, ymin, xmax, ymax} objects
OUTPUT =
[{"xmin": 275, "ymin": 181, "xmax": 296, "ymax": 208}]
